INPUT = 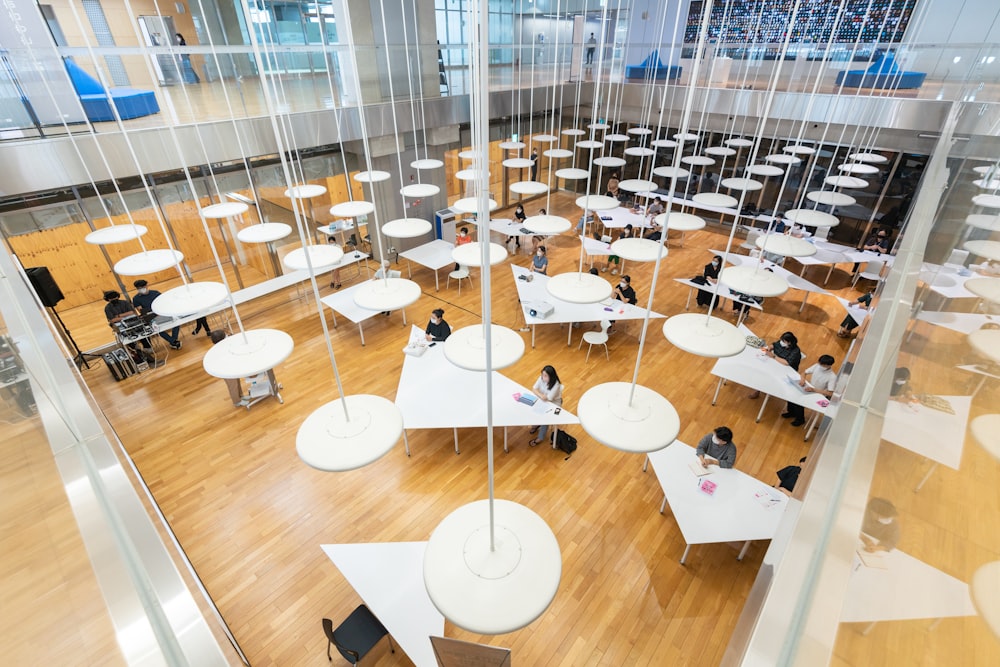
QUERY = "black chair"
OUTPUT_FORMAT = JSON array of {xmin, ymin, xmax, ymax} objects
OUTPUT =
[{"xmin": 322, "ymin": 605, "xmax": 394, "ymax": 664}]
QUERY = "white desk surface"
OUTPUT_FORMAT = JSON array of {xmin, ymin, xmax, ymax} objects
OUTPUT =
[
  {"xmin": 835, "ymin": 296, "xmax": 871, "ymax": 326},
  {"xmin": 323, "ymin": 542, "xmax": 443, "ymax": 667},
  {"xmin": 321, "ymin": 281, "xmax": 387, "ymax": 324},
  {"xmin": 317, "ymin": 220, "xmax": 356, "ymax": 235},
  {"xmin": 814, "ymin": 240, "xmax": 895, "ymax": 267},
  {"xmin": 841, "ymin": 548, "xmax": 976, "ymax": 623},
  {"xmin": 710, "ymin": 249, "xmax": 828, "ymax": 295},
  {"xmin": 648, "ymin": 442, "xmax": 790, "ymax": 547},
  {"xmin": 581, "ymin": 235, "xmax": 613, "ymax": 257},
  {"xmin": 710, "ymin": 324, "xmax": 830, "ymax": 413},
  {"xmin": 489, "ymin": 218, "xmax": 552, "ymax": 238},
  {"xmin": 596, "ymin": 206, "xmax": 655, "ymax": 229},
  {"xmin": 673, "ymin": 278, "xmax": 765, "ymax": 312},
  {"xmin": 396, "ymin": 326, "xmax": 579, "ymax": 430},
  {"xmin": 399, "ymin": 239, "xmax": 456, "ymax": 270},
  {"xmin": 511, "ymin": 265, "xmax": 663, "ymax": 326},
  {"xmin": 914, "ymin": 310, "xmax": 998, "ymax": 335},
  {"xmin": 881, "ymin": 395, "xmax": 971, "ymax": 470},
  {"xmin": 918, "ymin": 262, "xmax": 979, "ymax": 300}
]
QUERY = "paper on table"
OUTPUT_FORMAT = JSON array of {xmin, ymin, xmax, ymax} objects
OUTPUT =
[
  {"xmin": 754, "ymin": 488, "xmax": 783, "ymax": 509},
  {"xmin": 785, "ymin": 375, "xmax": 810, "ymax": 393},
  {"xmin": 688, "ymin": 459, "xmax": 713, "ymax": 477},
  {"xmin": 857, "ymin": 548, "xmax": 889, "ymax": 569}
]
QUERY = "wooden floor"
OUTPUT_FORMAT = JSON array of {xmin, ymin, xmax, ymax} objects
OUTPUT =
[{"xmin": 53, "ymin": 192, "xmax": 997, "ymax": 666}]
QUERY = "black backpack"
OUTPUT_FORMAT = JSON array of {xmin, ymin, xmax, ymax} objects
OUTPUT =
[{"xmin": 555, "ymin": 431, "xmax": 577, "ymax": 460}]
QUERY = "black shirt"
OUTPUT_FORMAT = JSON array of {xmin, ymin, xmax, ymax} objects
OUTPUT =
[
  {"xmin": 771, "ymin": 339, "xmax": 802, "ymax": 371},
  {"xmin": 104, "ymin": 298, "xmax": 137, "ymax": 323},
  {"xmin": 615, "ymin": 284, "xmax": 637, "ymax": 305},
  {"xmin": 776, "ymin": 465, "xmax": 802, "ymax": 492},
  {"xmin": 425, "ymin": 319, "xmax": 451, "ymax": 342},
  {"xmin": 514, "ymin": 208, "xmax": 526, "ymax": 223},
  {"xmin": 132, "ymin": 289, "xmax": 161, "ymax": 315},
  {"xmin": 703, "ymin": 261, "xmax": 720, "ymax": 281}
]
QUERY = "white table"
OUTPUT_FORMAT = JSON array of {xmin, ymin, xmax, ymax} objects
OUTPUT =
[
  {"xmin": 323, "ymin": 542, "xmax": 444, "ymax": 667},
  {"xmin": 581, "ymin": 234, "xmax": 612, "ymax": 268},
  {"xmin": 710, "ymin": 249, "xmax": 828, "ymax": 313},
  {"xmin": 882, "ymin": 395, "xmax": 971, "ymax": 491},
  {"xmin": 710, "ymin": 324, "xmax": 829, "ymax": 441},
  {"xmin": 918, "ymin": 262, "xmax": 979, "ymax": 302},
  {"xmin": 814, "ymin": 239, "xmax": 895, "ymax": 268},
  {"xmin": 842, "ymin": 548, "xmax": 976, "ymax": 630},
  {"xmin": 316, "ymin": 219, "xmax": 357, "ymax": 246},
  {"xmin": 794, "ymin": 247, "xmax": 849, "ymax": 285},
  {"xmin": 914, "ymin": 310, "xmax": 998, "ymax": 335},
  {"xmin": 595, "ymin": 206, "xmax": 655, "ymax": 230},
  {"xmin": 673, "ymin": 278, "xmax": 762, "ymax": 326},
  {"xmin": 646, "ymin": 442, "xmax": 791, "ymax": 564},
  {"xmin": 399, "ymin": 239, "xmax": 456, "ymax": 291},
  {"xmin": 510, "ymin": 265, "xmax": 665, "ymax": 347},
  {"xmin": 836, "ymin": 296, "xmax": 871, "ymax": 329},
  {"xmin": 321, "ymin": 280, "xmax": 410, "ymax": 346},
  {"xmin": 395, "ymin": 326, "xmax": 578, "ymax": 454}
]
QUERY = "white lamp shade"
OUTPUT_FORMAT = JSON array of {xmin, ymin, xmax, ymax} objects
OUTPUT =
[
  {"xmin": 524, "ymin": 214, "xmax": 571, "ymax": 234},
  {"xmin": 971, "ymin": 560, "xmax": 1000, "ymax": 638},
  {"xmin": 746, "ymin": 164, "xmax": 785, "ymax": 177},
  {"xmin": 331, "ymin": 201, "xmax": 375, "ymax": 217},
  {"xmin": 825, "ymin": 176, "xmax": 868, "ymax": 189},
  {"xmin": 458, "ymin": 149, "xmax": 481, "ymax": 159},
  {"xmin": 655, "ymin": 212, "xmax": 705, "ymax": 231},
  {"xmin": 721, "ymin": 178, "xmax": 763, "ymax": 192},
  {"xmin": 783, "ymin": 209, "xmax": 840, "ymax": 228},
  {"xmin": 965, "ymin": 214, "xmax": 1000, "ymax": 231},
  {"xmin": 705, "ymin": 146, "xmax": 737, "ymax": 157},
  {"xmin": 593, "ymin": 157, "xmax": 627, "ymax": 168},
  {"xmin": 114, "ymin": 249, "xmax": 184, "ymax": 276},
  {"xmin": 556, "ymin": 168, "xmax": 589, "ymax": 180},
  {"xmin": 578, "ymin": 382, "xmax": 680, "ymax": 453},
  {"xmin": 411, "ymin": 158, "xmax": 444, "ymax": 170},
  {"xmin": 693, "ymin": 192, "xmax": 738, "ymax": 208},
  {"xmin": 964, "ymin": 239, "xmax": 1000, "ymax": 262},
  {"xmin": 533, "ymin": 134, "xmax": 558, "ymax": 143},
  {"xmin": 806, "ymin": 191, "xmax": 856, "ymax": 207},
  {"xmin": 202, "ymin": 202, "xmax": 250, "ymax": 219},
  {"xmin": 202, "ymin": 329, "xmax": 294, "ymax": 379},
  {"xmin": 619, "ymin": 179, "xmax": 658, "ymax": 193},
  {"xmin": 452, "ymin": 242, "xmax": 507, "ymax": 266},
  {"xmin": 544, "ymin": 148, "xmax": 573, "ymax": 158},
  {"xmin": 970, "ymin": 414, "xmax": 1000, "ymax": 462},
  {"xmin": 453, "ymin": 197, "xmax": 499, "ymax": 214},
  {"xmin": 784, "ymin": 145, "xmax": 816, "ymax": 155},
  {"xmin": 457, "ymin": 169, "xmax": 488, "ymax": 181},
  {"xmin": 725, "ymin": 138, "xmax": 754, "ymax": 147},
  {"xmin": 151, "ymin": 282, "xmax": 228, "ymax": 317},
  {"xmin": 561, "ymin": 128, "xmax": 585, "ymax": 136},
  {"xmin": 86, "ymin": 225, "xmax": 148, "ymax": 245},
  {"xmin": 510, "ymin": 181, "xmax": 549, "ymax": 195},
  {"xmin": 627, "ymin": 127, "xmax": 652, "ymax": 135},
  {"xmin": 576, "ymin": 195, "xmax": 620, "ymax": 211},
  {"xmin": 720, "ymin": 265, "xmax": 789, "ymax": 297},
  {"xmin": 284, "ymin": 185, "xmax": 326, "ymax": 199},
  {"xmin": 605, "ymin": 133, "xmax": 630, "ymax": 142},
  {"xmin": 754, "ymin": 234, "xmax": 818, "ymax": 257},
  {"xmin": 497, "ymin": 141, "xmax": 525, "ymax": 150},
  {"xmin": 297, "ymin": 395, "xmax": 403, "ymax": 471},
  {"xmin": 353, "ymin": 278, "xmax": 422, "ymax": 312},
  {"xmin": 652, "ymin": 166, "xmax": 690, "ymax": 179},
  {"xmin": 966, "ymin": 278, "xmax": 1000, "ymax": 303},
  {"xmin": 503, "ymin": 158, "xmax": 535, "ymax": 169},
  {"xmin": 624, "ymin": 147, "xmax": 656, "ymax": 157},
  {"xmin": 546, "ymin": 272, "xmax": 613, "ymax": 303},
  {"xmin": 969, "ymin": 329, "xmax": 1000, "ymax": 363},
  {"xmin": 237, "ymin": 223, "xmax": 292, "ymax": 243},
  {"xmin": 610, "ymin": 237, "xmax": 663, "ymax": 262},
  {"xmin": 354, "ymin": 170, "xmax": 391, "ymax": 183},
  {"xmin": 383, "ymin": 218, "xmax": 432, "ymax": 238},
  {"xmin": 973, "ymin": 194, "xmax": 1000, "ymax": 209},
  {"xmin": 283, "ymin": 245, "xmax": 345, "ymax": 271},
  {"xmin": 401, "ymin": 183, "xmax": 440, "ymax": 198},
  {"xmin": 848, "ymin": 152, "xmax": 888, "ymax": 163},
  {"xmin": 423, "ymin": 499, "xmax": 561, "ymax": 635},
  {"xmin": 443, "ymin": 324, "xmax": 525, "ymax": 371},
  {"xmin": 681, "ymin": 155, "xmax": 716, "ymax": 167},
  {"xmin": 838, "ymin": 163, "xmax": 880, "ymax": 175},
  {"xmin": 576, "ymin": 140, "xmax": 603, "ymax": 149},
  {"xmin": 662, "ymin": 313, "xmax": 747, "ymax": 358}
]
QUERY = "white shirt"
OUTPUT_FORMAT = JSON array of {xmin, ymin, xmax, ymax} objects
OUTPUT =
[
  {"xmin": 804, "ymin": 363, "xmax": 837, "ymax": 393},
  {"xmin": 533, "ymin": 377, "xmax": 563, "ymax": 404}
]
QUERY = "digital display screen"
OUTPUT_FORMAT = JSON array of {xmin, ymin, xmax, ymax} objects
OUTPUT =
[{"xmin": 685, "ymin": 0, "xmax": 918, "ymax": 44}]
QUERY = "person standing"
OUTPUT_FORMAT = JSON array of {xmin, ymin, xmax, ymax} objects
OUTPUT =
[
  {"xmin": 528, "ymin": 365, "xmax": 563, "ymax": 446},
  {"xmin": 696, "ymin": 256, "xmax": 722, "ymax": 307},
  {"xmin": 174, "ymin": 33, "xmax": 200, "ymax": 84},
  {"xmin": 837, "ymin": 289, "xmax": 873, "ymax": 337},
  {"xmin": 530, "ymin": 148, "xmax": 539, "ymax": 181},
  {"xmin": 103, "ymin": 289, "xmax": 153, "ymax": 356},
  {"xmin": 696, "ymin": 426, "xmax": 737, "ymax": 469},
  {"xmin": 131, "ymin": 280, "xmax": 181, "ymax": 349},
  {"xmin": 586, "ymin": 32, "xmax": 597, "ymax": 65}
]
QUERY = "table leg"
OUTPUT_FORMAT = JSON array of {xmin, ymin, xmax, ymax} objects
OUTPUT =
[
  {"xmin": 567, "ymin": 323, "xmax": 572, "ymax": 346},
  {"xmin": 805, "ymin": 413, "xmax": 819, "ymax": 441},
  {"xmin": 712, "ymin": 377, "xmax": 724, "ymax": 406},
  {"xmin": 929, "ymin": 618, "xmax": 944, "ymax": 631},
  {"xmin": 799, "ymin": 292, "xmax": 809, "ymax": 313},
  {"xmin": 406, "ymin": 259, "xmax": 413, "ymax": 278},
  {"xmin": 972, "ymin": 376, "xmax": 987, "ymax": 398},
  {"xmin": 642, "ymin": 455, "xmax": 648, "ymax": 473},
  {"xmin": 403, "ymin": 430, "xmax": 410, "ymax": 456},
  {"xmin": 434, "ymin": 269, "xmax": 440, "ymax": 292},
  {"xmin": 680, "ymin": 543, "xmax": 691, "ymax": 564},
  {"xmin": 756, "ymin": 395, "xmax": 769, "ymax": 423},
  {"xmin": 680, "ymin": 230, "xmax": 686, "ymax": 247},
  {"xmin": 685, "ymin": 286, "xmax": 693, "ymax": 311},
  {"xmin": 358, "ymin": 323, "xmax": 365, "ymax": 346},
  {"xmin": 453, "ymin": 428, "xmax": 460, "ymax": 455},
  {"xmin": 503, "ymin": 427, "xmax": 508, "ymax": 454},
  {"xmin": 914, "ymin": 462, "xmax": 938, "ymax": 492},
  {"xmin": 331, "ymin": 310, "xmax": 339, "ymax": 328},
  {"xmin": 659, "ymin": 494, "xmax": 667, "ymax": 514},
  {"xmin": 861, "ymin": 622, "xmax": 877, "ymax": 636},
  {"xmin": 402, "ymin": 308, "xmax": 407, "ymax": 326},
  {"xmin": 737, "ymin": 540, "xmax": 751, "ymax": 561},
  {"xmin": 825, "ymin": 264, "xmax": 835, "ymax": 285},
  {"xmin": 737, "ymin": 308, "xmax": 748, "ymax": 327},
  {"xmin": 225, "ymin": 378, "xmax": 243, "ymax": 406},
  {"xmin": 552, "ymin": 426, "xmax": 559, "ymax": 450},
  {"xmin": 532, "ymin": 324, "xmax": 536, "ymax": 349}
]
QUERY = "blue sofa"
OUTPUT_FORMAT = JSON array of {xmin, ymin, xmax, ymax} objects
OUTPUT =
[
  {"xmin": 835, "ymin": 52, "xmax": 926, "ymax": 90},
  {"xmin": 64, "ymin": 59, "xmax": 160, "ymax": 122},
  {"xmin": 625, "ymin": 51, "xmax": 682, "ymax": 82}
]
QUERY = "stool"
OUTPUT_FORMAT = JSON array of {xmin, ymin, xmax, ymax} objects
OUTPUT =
[{"xmin": 448, "ymin": 266, "xmax": 473, "ymax": 294}]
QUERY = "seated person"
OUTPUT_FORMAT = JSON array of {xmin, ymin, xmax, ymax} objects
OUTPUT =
[
  {"xmin": 454, "ymin": 226, "xmax": 472, "ymax": 270},
  {"xmin": 528, "ymin": 365, "xmax": 563, "ymax": 446},
  {"xmin": 695, "ymin": 255, "xmax": 722, "ymax": 307},
  {"xmin": 103, "ymin": 289, "xmax": 152, "ymax": 355},
  {"xmin": 749, "ymin": 331, "xmax": 801, "ymax": 399},
  {"xmin": 696, "ymin": 426, "xmax": 737, "ymax": 469},
  {"xmin": 785, "ymin": 354, "xmax": 837, "ymax": 427},
  {"xmin": 608, "ymin": 275, "xmax": 637, "ymax": 334},
  {"xmin": 860, "ymin": 497, "xmax": 900, "ymax": 553},
  {"xmin": 646, "ymin": 199, "xmax": 665, "ymax": 220},
  {"xmin": 889, "ymin": 366, "xmax": 914, "ymax": 401},
  {"xmin": 837, "ymin": 289, "xmax": 873, "ymax": 337},
  {"xmin": 425, "ymin": 308, "xmax": 451, "ymax": 342},
  {"xmin": 131, "ymin": 279, "xmax": 181, "ymax": 350},
  {"xmin": 775, "ymin": 457, "xmax": 807, "ymax": 496},
  {"xmin": 862, "ymin": 229, "xmax": 892, "ymax": 254},
  {"xmin": 532, "ymin": 245, "xmax": 549, "ymax": 275}
]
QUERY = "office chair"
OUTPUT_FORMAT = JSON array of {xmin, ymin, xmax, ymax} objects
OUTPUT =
[{"xmin": 322, "ymin": 605, "xmax": 394, "ymax": 664}]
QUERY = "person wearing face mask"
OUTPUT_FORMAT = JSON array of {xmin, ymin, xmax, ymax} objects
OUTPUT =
[
  {"xmin": 528, "ymin": 365, "xmax": 562, "ymax": 446},
  {"xmin": 425, "ymin": 308, "xmax": 451, "ymax": 342},
  {"xmin": 749, "ymin": 331, "xmax": 801, "ymax": 399},
  {"xmin": 860, "ymin": 497, "xmax": 900, "ymax": 553},
  {"xmin": 889, "ymin": 366, "xmax": 913, "ymax": 401},
  {"xmin": 604, "ymin": 224, "xmax": 632, "ymax": 274},
  {"xmin": 837, "ymin": 288, "xmax": 873, "ymax": 337},
  {"xmin": 784, "ymin": 354, "xmax": 837, "ymax": 427},
  {"xmin": 607, "ymin": 274, "xmax": 637, "ymax": 334},
  {"xmin": 132, "ymin": 280, "xmax": 182, "ymax": 350},
  {"xmin": 854, "ymin": 228, "xmax": 892, "ymax": 272},
  {"xmin": 532, "ymin": 245, "xmax": 549, "ymax": 275},
  {"xmin": 696, "ymin": 426, "xmax": 737, "ymax": 469},
  {"xmin": 695, "ymin": 255, "xmax": 723, "ymax": 307}
]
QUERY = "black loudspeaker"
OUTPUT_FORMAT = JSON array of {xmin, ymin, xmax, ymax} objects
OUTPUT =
[{"xmin": 25, "ymin": 266, "xmax": 65, "ymax": 308}]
